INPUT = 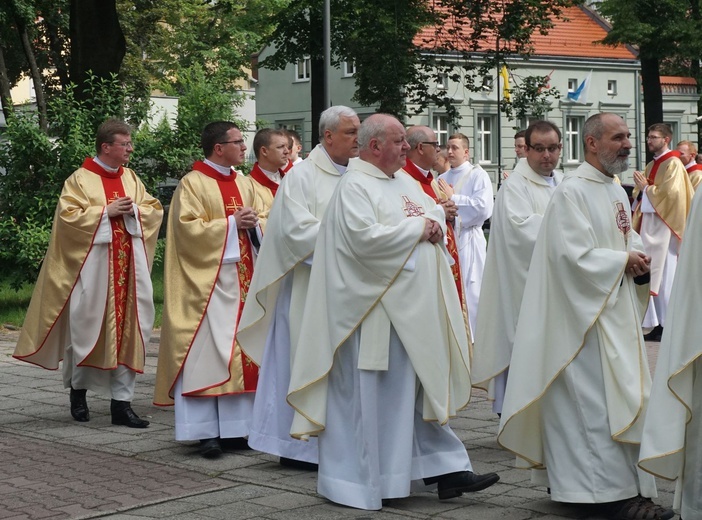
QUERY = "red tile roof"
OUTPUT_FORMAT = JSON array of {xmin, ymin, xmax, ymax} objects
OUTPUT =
[{"xmin": 415, "ymin": 5, "xmax": 637, "ymax": 61}]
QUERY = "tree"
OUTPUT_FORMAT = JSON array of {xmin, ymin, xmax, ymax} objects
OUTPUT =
[
  {"xmin": 597, "ymin": 0, "xmax": 700, "ymax": 146},
  {"xmin": 261, "ymin": 0, "xmax": 578, "ymax": 129}
]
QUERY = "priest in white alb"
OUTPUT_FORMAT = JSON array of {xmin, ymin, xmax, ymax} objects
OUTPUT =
[
  {"xmin": 473, "ymin": 120, "xmax": 563, "ymax": 415},
  {"xmin": 14, "ymin": 119, "xmax": 162, "ymax": 428},
  {"xmin": 237, "ymin": 105, "xmax": 361, "ymax": 470},
  {"xmin": 498, "ymin": 113, "xmax": 674, "ymax": 520},
  {"xmin": 286, "ymin": 114, "xmax": 499, "ymax": 511},
  {"xmin": 639, "ymin": 187, "xmax": 702, "ymax": 519}
]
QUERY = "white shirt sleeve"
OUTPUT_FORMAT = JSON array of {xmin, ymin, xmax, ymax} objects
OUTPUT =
[{"xmin": 222, "ymin": 215, "xmax": 241, "ymax": 264}]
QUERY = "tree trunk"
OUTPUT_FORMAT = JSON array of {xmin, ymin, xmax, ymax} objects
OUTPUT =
[
  {"xmin": 69, "ymin": 0, "xmax": 125, "ymax": 100},
  {"xmin": 0, "ymin": 45, "xmax": 14, "ymax": 124},
  {"xmin": 15, "ymin": 20, "xmax": 48, "ymax": 132},
  {"xmin": 640, "ymin": 53, "xmax": 663, "ymax": 163}
]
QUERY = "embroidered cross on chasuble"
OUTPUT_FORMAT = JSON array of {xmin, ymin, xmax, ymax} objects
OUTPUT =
[
  {"xmin": 82, "ymin": 158, "xmax": 132, "ymax": 355},
  {"xmin": 194, "ymin": 161, "xmax": 259, "ymax": 391}
]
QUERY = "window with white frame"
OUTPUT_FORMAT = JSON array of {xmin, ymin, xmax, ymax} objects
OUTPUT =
[
  {"xmin": 296, "ymin": 57, "xmax": 311, "ymax": 81},
  {"xmin": 343, "ymin": 61, "xmax": 356, "ymax": 77},
  {"xmin": 433, "ymin": 114, "xmax": 450, "ymax": 145},
  {"xmin": 436, "ymin": 73, "xmax": 449, "ymax": 91},
  {"xmin": 476, "ymin": 114, "xmax": 496, "ymax": 164},
  {"xmin": 567, "ymin": 78, "xmax": 578, "ymax": 93},
  {"xmin": 565, "ymin": 116, "xmax": 584, "ymax": 163},
  {"xmin": 664, "ymin": 121, "xmax": 679, "ymax": 145},
  {"xmin": 607, "ymin": 80, "xmax": 617, "ymax": 96},
  {"xmin": 481, "ymin": 76, "xmax": 493, "ymax": 92}
]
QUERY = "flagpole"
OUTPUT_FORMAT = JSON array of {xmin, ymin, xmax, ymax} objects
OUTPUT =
[{"xmin": 496, "ymin": 49, "xmax": 503, "ymax": 190}]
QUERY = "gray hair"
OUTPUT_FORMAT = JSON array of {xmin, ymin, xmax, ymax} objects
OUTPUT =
[
  {"xmin": 582, "ymin": 112, "xmax": 623, "ymax": 145},
  {"xmin": 357, "ymin": 114, "xmax": 394, "ymax": 151},
  {"xmin": 319, "ymin": 105, "xmax": 358, "ymax": 136},
  {"xmin": 406, "ymin": 126, "xmax": 433, "ymax": 149}
]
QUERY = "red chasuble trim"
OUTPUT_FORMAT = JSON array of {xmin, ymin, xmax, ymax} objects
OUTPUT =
[
  {"xmin": 195, "ymin": 162, "xmax": 259, "ymax": 392},
  {"xmin": 97, "ymin": 170, "xmax": 132, "ymax": 361},
  {"xmin": 686, "ymin": 163, "xmax": 702, "ymax": 173},
  {"xmin": 192, "ymin": 160, "xmax": 237, "ymax": 182},
  {"xmin": 648, "ymin": 150, "xmax": 680, "ymax": 184},
  {"xmin": 281, "ymin": 159, "xmax": 293, "ymax": 174},
  {"xmin": 81, "ymin": 157, "xmax": 124, "ymax": 179},
  {"xmin": 249, "ymin": 163, "xmax": 281, "ymax": 196},
  {"xmin": 402, "ymin": 161, "xmax": 465, "ymax": 305}
]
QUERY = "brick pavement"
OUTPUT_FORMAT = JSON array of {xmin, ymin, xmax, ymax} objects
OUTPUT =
[{"xmin": 0, "ymin": 329, "xmax": 675, "ymax": 519}]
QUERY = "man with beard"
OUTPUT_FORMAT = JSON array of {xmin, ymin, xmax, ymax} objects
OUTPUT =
[
  {"xmin": 632, "ymin": 124, "xmax": 693, "ymax": 341},
  {"xmin": 498, "ymin": 113, "xmax": 674, "ymax": 520},
  {"xmin": 473, "ymin": 120, "xmax": 563, "ymax": 416}
]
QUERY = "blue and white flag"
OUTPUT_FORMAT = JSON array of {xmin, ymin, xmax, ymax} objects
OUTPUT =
[{"xmin": 567, "ymin": 71, "xmax": 592, "ymax": 104}]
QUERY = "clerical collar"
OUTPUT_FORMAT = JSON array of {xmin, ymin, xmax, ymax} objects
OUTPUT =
[
  {"xmin": 653, "ymin": 148, "xmax": 670, "ymax": 161},
  {"xmin": 413, "ymin": 161, "xmax": 431, "ymax": 177},
  {"xmin": 686, "ymin": 160, "xmax": 696, "ymax": 169},
  {"xmin": 204, "ymin": 158, "xmax": 231, "ymax": 175},
  {"xmin": 543, "ymin": 174, "xmax": 557, "ymax": 187},
  {"xmin": 93, "ymin": 156, "xmax": 120, "ymax": 173},
  {"xmin": 449, "ymin": 161, "xmax": 472, "ymax": 175},
  {"xmin": 260, "ymin": 166, "xmax": 282, "ymax": 184},
  {"xmin": 321, "ymin": 146, "xmax": 349, "ymax": 174}
]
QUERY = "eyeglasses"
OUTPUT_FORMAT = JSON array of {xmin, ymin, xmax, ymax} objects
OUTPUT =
[
  {"xmin": 110, "ymin": 141, "xmax": 133, "ymax": 148},
  {"xmin": 420, "ymin": 141, "xmax": 440, "ymax": 149},
  {"xmin": 529, "ymin": 144, "xmax": 561, "ymax": 154},
  {"xmin": 646, "ymin": 135, "xmax": 664, "ymax": 141},
  {"xmin": 218, "ymin": 139, "xmax": 245, "ymax": 146}
]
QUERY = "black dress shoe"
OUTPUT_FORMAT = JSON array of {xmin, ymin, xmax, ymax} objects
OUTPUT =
[
  {"xmin": 643, "ymin": 325, "xmax": 663, "ymax": 342},
  {"xmin": 110, "ymin": 399, "xmax": 150, "ymax": 428},
  {"xmin": 219, "ymin": 437, "xmax": 252, "ymax": 451},
  {"xmin": 434, "ymin": 471, "xmax": 500, "ymax": 500},
  {"xmin": 279, "ymin": 457, "xmax": 318, "ymax": 471},
  {"xmin": 200, "ymin": 438, "xmax": 223, "ymax": 459},
  {"xmin": 70, "ymin": 387, "xmax": 90, "ymax": 422}
]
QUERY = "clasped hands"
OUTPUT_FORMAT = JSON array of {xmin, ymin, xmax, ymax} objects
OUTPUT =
[
  {"xmin": 422, "ymin": 218, "xmax": 444, "ymax": 244},
  {"xmin": 234, "ymin": 207, "xmax": 258, "ymax": 229},
  {"xmin": 627, "ymin": 251, "xmax": 651, "ymax": 277}
]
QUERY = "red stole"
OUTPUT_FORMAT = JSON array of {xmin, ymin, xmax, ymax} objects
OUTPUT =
[
  {"xmin": 403, "ymin": 160, "xmax": 464, "ymax": 304},
  {"xmin": 281, "ymin": 159, "xmax": 294, "ymax": 174},
  {"xmin": 82, "ymin": 158, "xmax": 131, "ymax": 355},
  {"xmin": 249, "ymin": 162, "xmax": 281, "ymax": 196},
  {"xmin": 648, "ymin": 150, "xmax": 680, "ymax": 184},
  {"xmin": 193, "ymin": 161, "xmax": 259, "ymax": 391},
  {"xmin": 686, "ymin": 163, "xmax": 702, "ymax": 173}
]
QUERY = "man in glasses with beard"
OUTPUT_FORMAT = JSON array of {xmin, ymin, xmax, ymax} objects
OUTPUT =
[{"xmin": 498, "ymin": 113, "xmax": 674, "ymax": 520}]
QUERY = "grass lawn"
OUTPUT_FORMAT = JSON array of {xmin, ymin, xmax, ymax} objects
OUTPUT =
[{"xmin": 0, "ymin": 264, "xmax": 165, "ymax": 330}]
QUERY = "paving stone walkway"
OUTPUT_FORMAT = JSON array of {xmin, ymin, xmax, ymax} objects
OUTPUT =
[{"xmin": 0, "ymin": 329, "xmax": 675, "ymax": 519}]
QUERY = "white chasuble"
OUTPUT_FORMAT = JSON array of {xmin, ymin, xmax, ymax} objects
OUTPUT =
[
  {"xmin": 288, "ymin": 158, "xmax": 471, "ymax": 440},
  {"xmin": 639, "ymin": 188, "xmax": 702, "ymax": 515},
  {"xmin": 473, "ymin": 160, "xmax": 561, "ymax": 412},
  {"xmin": 498, "ymin": 162, "xmax": 652, "ymax": 472}
]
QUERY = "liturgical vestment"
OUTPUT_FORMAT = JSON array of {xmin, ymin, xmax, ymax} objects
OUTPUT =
[{"xmin": 14, "ymin": 158, "xmax": 162, "ymax": 398}]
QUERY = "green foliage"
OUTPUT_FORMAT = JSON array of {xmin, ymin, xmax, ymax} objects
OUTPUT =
[
  {"xmin": 0, "ymin": 75, "xmax": 147, "ymax": 286},
  {"xmin": 500, "ymin": 74, "xmax": 560, "ymax": 126},
  {"xmin": 261, "ymin": 0, "xmax": 578, "ymax": 123},
  {"xmin": 129, "ymin": 64, "xmax": 249, "ymax": 184}
]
